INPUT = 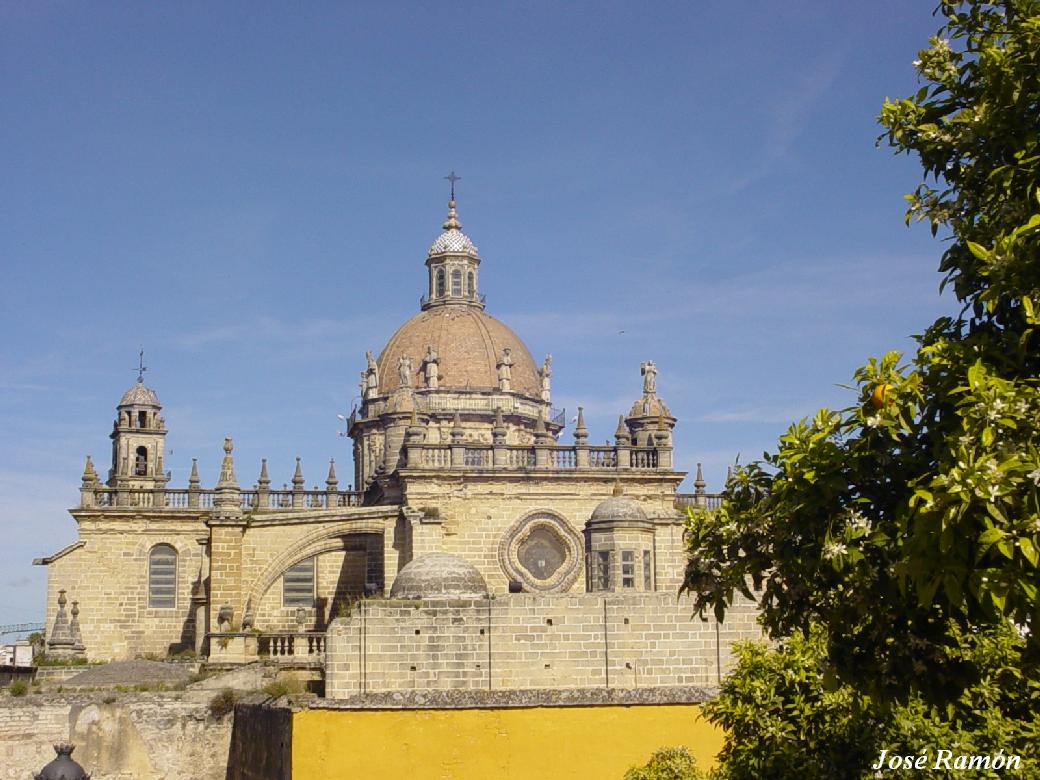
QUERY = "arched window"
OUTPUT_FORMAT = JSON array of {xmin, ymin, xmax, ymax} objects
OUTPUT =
[
  {"xmin": 134, "ymin": 446, "xmax": 148, "ymax": 476},
  {"xmin": 436, "ymin": 269, "xmax": 445, "ymax": 298},
  {"xmin": 467, "ymin": 272, "xmax": 474, "ymax": 296},
  {"xmin": 283, "ymin": 557, "xmax": 315, "ymax": 607},
  {"xmin": 451, "ymin": 269, "xmax": 462, "ymax": 296},
  {"xmin": 149, "ymin": 544, "xmax": 177, "ymax": 608},
  {"xmin": 137, "ymin": 410, "xmax": 148, "ymax": 428}
]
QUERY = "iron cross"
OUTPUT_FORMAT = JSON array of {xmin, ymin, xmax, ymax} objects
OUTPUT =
[
  {"xmin": 135, "ymin": 349, "xmax": 147, "ymax": 382},
  {"xmin": 445, "ymin": 171, "xmax": 461, "ymax": 200}
]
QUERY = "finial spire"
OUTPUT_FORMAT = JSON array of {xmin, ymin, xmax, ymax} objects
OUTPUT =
[
  {"xmin": 445, "ymin": 170, "xmax": 461, "ymax": 201},
  {"xmin": 135, "ymin": 348, "xmax": 148, "ymax": 383},
  {"xmin": 326, "ymin": 458, "xmax": 338, "ymax": 488},
  {"xmin": 442, "ymin": 172, "xmax": 463, "ymax": 230},
  {"xmin": 293, "ymin": 457, "xmax": 305, "ymax": 487},
  {"xmin": 217, "ymin": 438, "xmax": 237, "ymax": 488}
]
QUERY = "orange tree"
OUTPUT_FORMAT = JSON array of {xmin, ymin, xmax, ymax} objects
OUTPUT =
[{"xmin": 683, "ymin": 0, "xmax": 1040, "ymax": 703}]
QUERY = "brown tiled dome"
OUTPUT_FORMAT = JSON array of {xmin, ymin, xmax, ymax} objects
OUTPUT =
[{"xmin": 377, "ymin": 304, "xmax": 540, "ymax": 396}]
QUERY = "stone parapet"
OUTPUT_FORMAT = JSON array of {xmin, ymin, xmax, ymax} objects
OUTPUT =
[{"xmin": 324, "ymin": 592, "xmax": 761, "ymax": 698}]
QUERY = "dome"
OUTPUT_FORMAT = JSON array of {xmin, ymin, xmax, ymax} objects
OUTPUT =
[
  {"xmin": 588, "ymin": 495, "xmax": 652, "ymax": 529},
  {"xmin": 428, "ymin": 228, "xmax": 478, "ymax": 257},
  {"xmin": 628, "ymin": 395, "xmax": 672, "ymax": 419},
  {"xmin": 389, "ymin": 552, "xmax": 489, "ymax": 599},
  {"xmin": 427, "ymin": 198, "xmax": 479, "ymax": 258},
  {"xmin": 119, "ymin": 380, "xmax": 160, "ymax": 408},
  {"xmin": 377, "ymin": 305, "xmax": 540, "ymax": 396}
]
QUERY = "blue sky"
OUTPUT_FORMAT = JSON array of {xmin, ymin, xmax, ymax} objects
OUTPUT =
[{"xmin": 0, "ymin": 1, "xmax": 958, "ymax": 626}]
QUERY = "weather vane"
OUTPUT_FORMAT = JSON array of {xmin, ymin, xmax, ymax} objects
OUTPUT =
[
  {"xmin": 445, "ymin": 171, "xmax": 461, "ymax": 200},
  {"xmin": 135, "ymin": 349, "xmax": 147, "ymax": 383}
]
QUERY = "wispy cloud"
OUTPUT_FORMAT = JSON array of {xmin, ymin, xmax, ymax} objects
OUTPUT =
[
  {"xmin": 765, "ymin": 48, "xmax": 847, "ymax": 160},
  {"xmin": 170, "ymin": 315, "xmax": 354, "ymax": 350}
]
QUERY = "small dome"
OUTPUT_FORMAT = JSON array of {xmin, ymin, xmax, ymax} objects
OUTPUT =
[
  {"xmin": 427, "ymin": 198, "xmax": 479, "ymax": 258},
  {"xmin": 588, "ymin": 495, "xmax": 651, "ymax": 529},
  {"xmin": 389, "ymin": 552, "xmax": 489, "ymax": 599},
  {"xmin": 628, "ymin": 395, "xmax": 671, "ymax": 419},
  {"xmin": 119, "ymin": 380, "xmax": 161, "ymax": 408},
  {"xmin": 428, "ymin": 228, "xmax": 478, "ymax": 257}
]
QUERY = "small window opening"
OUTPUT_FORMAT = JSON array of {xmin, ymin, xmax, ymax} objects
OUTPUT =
[
  {"xmin": 621, "ymin": 550, "xmax": 635, "ymax": 589},
  {"xmin": 137, "ymin": 411, "xmax": 147, "ymax": 428},
  {"xmin": 451, "ymin": 269, "xmax": 462, "ymax": 296},
  {"xmin": 436, "ymin": 269, "xmax": 445, "ymax": 298},
  {"xmin": 596, "ymin": 551, "xmax": 610, "ymax": 590},
  {"xmin": 134, "ymin": 446, "xmax": 148, "ymax": 476},
  {"xmin": 467, "ymin": 271, "xmax": 474, "ymax": 296}
]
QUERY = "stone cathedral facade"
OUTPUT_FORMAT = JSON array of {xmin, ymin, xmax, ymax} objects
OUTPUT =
[{"xmin": 35, "ymin": 198, "xmax": 757, "ymax": 689}]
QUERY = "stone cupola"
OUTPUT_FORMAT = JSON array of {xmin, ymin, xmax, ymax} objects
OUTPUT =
[
  {"xmin": 108, "ymin": 355, "xmax": 168, "ymax": 491},
  {"xmin": 423, "ymin": 196, "xmax": 482, "ymax": 310}
]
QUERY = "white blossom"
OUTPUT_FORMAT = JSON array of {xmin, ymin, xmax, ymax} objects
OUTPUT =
[{"xmin": 823, "ymin": 541, "xmax": 848, "ymax": 560}]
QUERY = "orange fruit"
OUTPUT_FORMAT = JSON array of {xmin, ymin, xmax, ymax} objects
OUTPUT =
[{"xmin": 870, "ymin": 384, "xmax": 893, "ymax": 409}]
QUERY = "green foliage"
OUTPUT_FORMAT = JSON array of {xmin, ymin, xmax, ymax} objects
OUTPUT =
[
  {"xmin": 262, "ymin": 680, "xmax": 291, "ymax": 699},
  {"xmin": 683, "ymin": 0, "xmax": 1040, "ymax": 702},
  {"xmin": 624, "ymin": 747, "xmax": 706, "ymax": 780},
  {"xmin": 702, "ymin": 627, "xmax": 1040, "ymax": 780},
  {"xmin": 208, "ymin": 688, "xmax": 238, "ymax": 719},
  {"xmin": 34, "ymin": 655, "xmax": 90, "ymax": 667},
  {"xmin": 8, "ymin": 680, "xmax": 28, "ymax": 697}
]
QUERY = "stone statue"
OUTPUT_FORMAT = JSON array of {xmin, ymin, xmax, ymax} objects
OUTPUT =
[
  {"xmin": 641, "ymin": 360, "xmax": 657, "ymax": 395},
  {"xmin": 497, "ymin": 348, "xmax": 513, "ymax": 392},
  {"xmin": 423, "ymin": 345, "xmax": 440, "ymax": 389},
  {"xmin": 398, "ymin": 355, "xmax": 414, "ymax": 388},
  {"xmin": 539, "ymin": 354, "xmax": 552, "ymax": 402},
  {"xmin": 365, "ymin": 351, "xmax": 379, "ymax": 396},
  {"xmin": 359, "ymin": 371, "xmax": 367, "ymax": 400}
]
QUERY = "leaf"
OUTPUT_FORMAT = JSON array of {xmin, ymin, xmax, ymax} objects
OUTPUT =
[
  {"xmin": 967, "ymin": 240, "xmax": 992, "ymax": 260},
  {"xmin": 1019, "ymin": 537, "xmax": 1038, "ymax": 567}
]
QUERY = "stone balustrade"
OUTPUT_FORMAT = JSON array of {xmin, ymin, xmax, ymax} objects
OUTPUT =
[
  {"xmin": 78, "ymin": 487, "xmax": 365, "ymax": 511},
  {"xmin": 402, "ymin": 440, "xmax": 677, "ymax": 473}
]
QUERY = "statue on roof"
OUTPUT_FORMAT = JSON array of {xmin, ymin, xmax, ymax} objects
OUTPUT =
[
  {"xmin": 641, "ymin": 360, "xmax": 657, "ymax": 395},
  {"xmin": 398, "ymin": 355, "xmax": 414, "ymax": 388},
  {"xmin": 423, "ymin": 345, "xmax": 440, "ymax": 389},
  {"xmin": 497, "ymin": 348, "xmax": 513, "ymax": 392}
]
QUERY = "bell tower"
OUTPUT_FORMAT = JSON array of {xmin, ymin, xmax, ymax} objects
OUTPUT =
[{"xmin": 108, "ymin": 352, "xmax": 169, "ymax": 490}]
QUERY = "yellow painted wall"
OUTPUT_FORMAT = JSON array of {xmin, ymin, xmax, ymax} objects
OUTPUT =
[{"xmin": 293, "ymin": 704, "xmax": 722, "ymax": 779}]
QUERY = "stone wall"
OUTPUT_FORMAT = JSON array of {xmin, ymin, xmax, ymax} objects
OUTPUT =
[
  {"xmin": 0, "ymin": 692, "xmax": 232, "ymax": 780},
  {"xmin": 324, "ymin": 592, "xmax": 760, "ymax": 698},
  {"xmin": 43, "ymin": 518, "xmax": 206, "ymax": 661},
  {"xmin": 398, "ymin": 473, "xmax": 685, "ymax": 594}
]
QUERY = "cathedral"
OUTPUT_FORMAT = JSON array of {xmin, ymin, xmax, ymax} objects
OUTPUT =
[{"xmin": 35, "ymin": 194, "xmax": 754, "ymax": 689}]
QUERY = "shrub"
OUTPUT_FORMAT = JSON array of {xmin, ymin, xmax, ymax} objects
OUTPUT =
[
  {"xmin": 8, "ymin": 681, "xmax": 28, "ymax": 697},
  {"xmin": 624, "ymin": 747, "xmax": 705, "ymax": 780},
  {"xmin": 208, "ymin": 688, "xmax": 238, "ymax": 719},
  {"xmin": 262, "ymin": 680, "xmax": 290, "ymax": 699}
]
